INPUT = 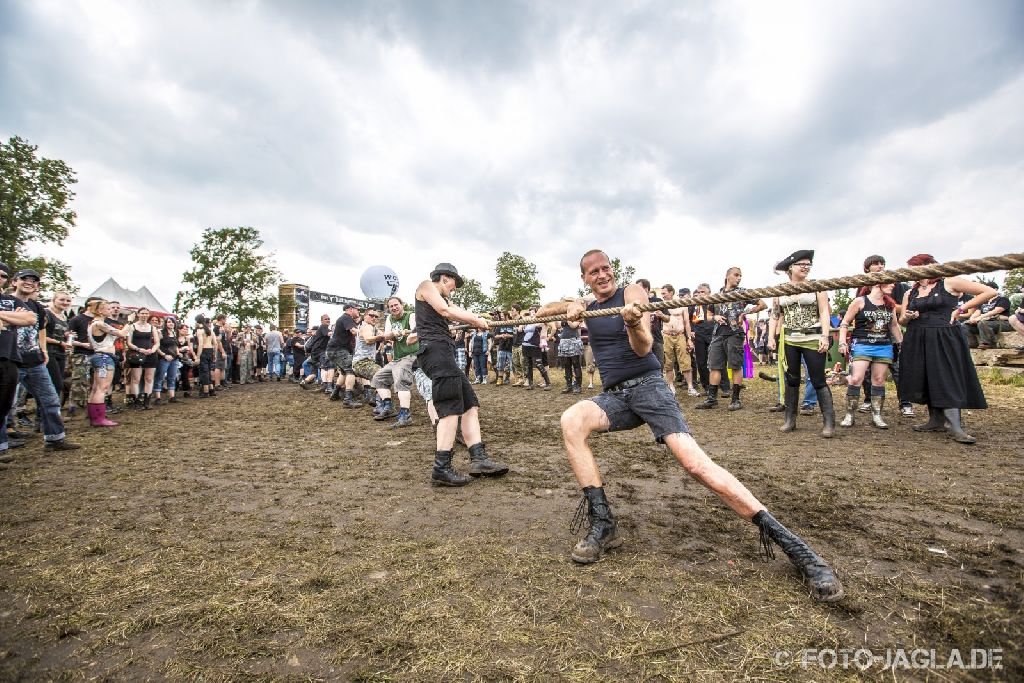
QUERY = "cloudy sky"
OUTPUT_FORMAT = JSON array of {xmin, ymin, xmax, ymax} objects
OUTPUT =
[{"xmin": 2, "ymin": 0, "xmax": 1022, "ymax": 318}]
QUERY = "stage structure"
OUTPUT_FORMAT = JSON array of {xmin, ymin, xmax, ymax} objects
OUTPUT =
[{"xmin": 278, "ymin": 284, "xmax": 376, "ymax": 332}]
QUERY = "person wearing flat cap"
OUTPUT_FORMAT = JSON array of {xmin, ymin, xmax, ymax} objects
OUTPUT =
[
  {"xmin": 415, "ymin": 263, "xmax": 509, "ymax": 486},
  {"xmin": 767, "ymin": 250, "xmax": 837, "ymax": 438}
]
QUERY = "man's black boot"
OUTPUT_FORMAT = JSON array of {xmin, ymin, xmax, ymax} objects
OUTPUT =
[
  {"xmin": 571, "ymin": 486, "xmax": 622, "ymax": 564},
  {"xmin": 329, "ymin": 385, "xmax": 343, "ymax": 401},
  {"xmin": 141, "ymin": 393, "xmax": 151, "ymax": 410},
  {"xmin": 780, "ymin": 384, "xmax": 798, "ymax": 432},
  {"xmin": 363, "ymin": 386, "xmax": 375, "ymax": 405},
  {"xmin": 467, "ymin": 442, "xmax": 509, "ymax": 477},
  {"xmin": 912, "ymin": 405, "xmax": 947, "ymax": 432},
  {"xmin": 105, "ymin": 395, "xmax": 122, "ymax": 415},
  {"xmin": 753, "ymin": 510, "xmax": 844, "ymax": 603},
  {"xmin": 431, "ymin": 450, "xmax": 472, "ymax": 486},
  {"xmin": 45, "ymin": 439, "xmax": 81, "ymax": 452},
  {"xmin": 342, "ymin": 391, "xmax": 361, "ymax": 408},
  {"xmin": 816, "ymin": 386, "xmax": 835, "ymax": 438},
  {"xmin": 727, "ymin": 384, "xmax": 743, "ymax": 411},
  {"xmin": 943, "ymin": 408, "xmax": 976, "ymax": 444},
  {"xmin": 695, "ymin": 385, "xmax": 719, "ymax": 409}
]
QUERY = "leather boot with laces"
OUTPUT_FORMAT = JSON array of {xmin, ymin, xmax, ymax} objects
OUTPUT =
[
  {"xmin": 570, "ymin": 486, "xmax": 623, "ymax": 564},
  {"xmin": 695, "ymin": 385, "xmax": 719, "ymax": 410},
  {"xmin": 727, "ymin": 384, "xmax": 743, "ymax": 411},
  {"xmin": 467, "ymin": 442, "xmax": 509, "ymax": 477},
  {"xmin": 431, "ymin": 450, "xmax": 472, "ymax": 486},
  {"xmin": 753, "ymin": 510, "xmax": 844, "ymax": 603}
]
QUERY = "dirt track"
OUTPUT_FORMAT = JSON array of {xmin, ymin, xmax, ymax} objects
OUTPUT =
[{"xmin": 1, "ymin": 373, "xmax": 1021, "ymax": 681}]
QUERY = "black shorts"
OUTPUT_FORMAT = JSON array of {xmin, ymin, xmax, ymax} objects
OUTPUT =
[
  {"xmin": 590, "ymin": 372, "xmax": 689, "ymax": 443},
  {"xmin": 418, "ymin": 340, "xmax": 479, "ymax": 419},
  {"xmin": 128, "ymin": 353, "xmax": 160, "ymax": 369},
  {"xmin": 707, "ymin": 334, "xmax": 744, "ymax": 371}
]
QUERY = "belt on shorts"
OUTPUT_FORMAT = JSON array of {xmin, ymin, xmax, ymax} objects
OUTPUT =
[{"xmin": 604, "ymin": 371, "xmax": 660, "ymax": 393}]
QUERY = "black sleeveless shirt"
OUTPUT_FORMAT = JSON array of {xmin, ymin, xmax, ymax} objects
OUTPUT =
[
  {"xmin": 587, "ymin": 288, "xmax": 662, "ymax": 389},
  {"xmin": 415, "ymin": 289, "xmax": 455, "ymax": 348},
  {"xmin": 851, "ymin": 296, "xmax": 894, "ymax": 345},
  {"xmin": 131, "ymin": 324, "xmax": 155, "ymax": 349}
]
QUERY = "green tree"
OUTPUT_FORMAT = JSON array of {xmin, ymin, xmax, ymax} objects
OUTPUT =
[
  {"xmin": 0, "ymin": 136, "xmax": 78, "ymax": 291},
  {"xmin": 997, "ymin": 268, "xmax": 1023, "ymax": 293},
  {"xmin": 577, "ymin": 255, "xmax": 636, "ymax": 296},
  {"xmin": 831, "ymin": 288, "xmax": 853, "ymax": 313},
  {"xmin": 491, "ymin": 252, "xmax": 543, "ymax": 309},
  {"xmin": 174, "ymin": 227, "xmax": 280, "ymax": 324},
  {"xmin": 449, "ymin": 277, "xmax": 492, "ymax": 313}
]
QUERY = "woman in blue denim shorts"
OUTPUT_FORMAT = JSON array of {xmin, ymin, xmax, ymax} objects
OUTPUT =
[{"xmin": 86, "ymin": 300, "xmax": 130, "ymax": 426}]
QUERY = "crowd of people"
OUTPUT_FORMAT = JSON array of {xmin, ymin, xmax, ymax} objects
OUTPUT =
[{"xmin": 1, "ymin": 251, "xmax": 1021, "ymax": 603}]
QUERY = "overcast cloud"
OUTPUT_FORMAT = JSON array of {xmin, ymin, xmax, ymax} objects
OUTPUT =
[{"xmin": 2, "ymin": 0, "xmax": 1022, "ymax": 317}]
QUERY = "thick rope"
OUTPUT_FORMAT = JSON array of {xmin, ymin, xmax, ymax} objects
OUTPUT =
[{"xmin": 452, "ymin": 252, "xmax": 1024, "ymax": 330}]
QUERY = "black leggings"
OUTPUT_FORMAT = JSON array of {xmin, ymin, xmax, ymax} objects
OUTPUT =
[
  {"xmin": 523, "ymin": 346, "xmax": 549, "ymax": 385},
  {"xmin": 562, "ymin": 355, "xmax": 582, "ymax": 386},
  {"xmin": 784, "ymin": 344, "xmax": 827, "ymax": 390}
]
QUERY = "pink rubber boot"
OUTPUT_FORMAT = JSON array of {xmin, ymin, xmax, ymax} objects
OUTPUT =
[{"xmin": 89, "ymin": 403, "xmax": 119, "ymax": 427}]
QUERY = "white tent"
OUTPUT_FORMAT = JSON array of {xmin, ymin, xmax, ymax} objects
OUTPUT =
[{"xmin": 72, "ymin": 278, "xmax": 171, "ymax": 313}]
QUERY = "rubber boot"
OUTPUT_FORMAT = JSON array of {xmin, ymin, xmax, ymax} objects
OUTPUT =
[
  {"xmin": 431, "ymin": 450, "xmax": 472, "ymax": 486},
  {"xmin": 570, "ymin": 486, "xmax": 623, "ymax": 564},
  {"xmin": 141, "ymin": 393, "xmax": 151, "ymax": 410},
  {"xmin": 90, "ymin": 403, "xmax": 118, "ymax": 427},
  {"xmin": 816, "ymin": 386, "xmax": 835, "ymax": 438},
  {"xmin": 727, "ymin": 384, "xmax": 743, "ymax": 411},
  {"xmin": 839, "ymin": 386, "xmax": 858, "ymax": 428},
  {"xmin": 870, "ymin": 392, "xmax": 888, "ymax": 429},
  {"xmin": 329, "ymin": 384, "xmax": 343, "ymax": 401},
  {"xmin": 943, "ymin": 408, "xmax": 976, "ymax": 444},
  {"xmin": 913, "ymin": 406, "xmax": 946, "ymax": 432},
  {"xmin": 753, "ymin": 510, "xmax": 844, "ymax": 603},
  {"xmin": 695, "ymin": 385, "xmax": 719, "ymax": 409},
  {"xmin": 467, "ymin": 442, "xmax": 509, "ymax": 477},
  {"xmin": 779, "ymin": 384, "xmax": 798, "ymax": 432}
]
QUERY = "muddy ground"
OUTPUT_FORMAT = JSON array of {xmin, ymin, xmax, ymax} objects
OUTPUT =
[{"xmin": 0, "ymin": 371, "xmax": 1021, "ymax": 681}]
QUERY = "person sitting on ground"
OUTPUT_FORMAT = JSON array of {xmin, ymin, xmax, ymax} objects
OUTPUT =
[
  {"xmin": 536, "ymin": 249, "xmax": 844, "ymax": 603},
  {"xmin": 963, "ymin": 282, "xmax": 1013, "ymax": 349}
]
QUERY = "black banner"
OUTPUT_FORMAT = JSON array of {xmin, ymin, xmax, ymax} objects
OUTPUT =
[{"xmin": 308, "ymin": 291, "xmax": 375, "ymax": 308}]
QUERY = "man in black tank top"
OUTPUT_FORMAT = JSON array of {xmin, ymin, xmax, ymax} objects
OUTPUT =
[
  {"xmin": 415, "ymin": 263, "xmax": 509, "ymax": 486},
  {"xmin": 534, "ymin": 250, "xmax": 843, "ymax": 603}
]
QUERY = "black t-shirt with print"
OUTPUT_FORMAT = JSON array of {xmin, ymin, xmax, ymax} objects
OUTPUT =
[
  {"xmin": 711, "ymin": 288, "xmax": 756, "ymax": 338},
  {"xmin": 45, "ymin": 309, "xmax": 71, "ymax": 355},
  {"xmin": 326, "ymin": 315, "xmax": 358, "ymax": 353},
  {"xmin": 980, "ymin": 296, "xmax": 1011, "ymax": 317},
  {"xmin": 15, "ymin": 298, "xmax": 47, "ymax": 367},
  {"xmin": 0, "ymin": 295, "xmax": 27, "ymax": 362}
]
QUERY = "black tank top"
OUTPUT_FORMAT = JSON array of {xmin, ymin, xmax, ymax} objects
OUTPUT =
[
  {"xmin": 907, "ymin": 279, "xmax": 961, "ymax": 329},
  {"xmin": 559, "ymin": 322, "xmax": 580, "ymax": 340},
  {"xmin": 851, "ymin": 296, "xmax": 894, "ymax": 345},
  {"xmin": 159, "ymin": 332, "xmax": 179, "ymax": 356},
  {"xmin": 132, "ymin": 324, "xmax": 154, "ymax": 349},
  {"xmin": 586, "ymin": 288, "xmax": 661, "ymax": 389},
  {"xmin": 415, "ymin": 289, "xmax": 454, "ymax": 348}
]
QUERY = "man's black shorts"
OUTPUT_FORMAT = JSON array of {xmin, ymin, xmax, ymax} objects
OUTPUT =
[{"xmin": 418, "ymin": 340, "xmax": 479, "ymax": 419}]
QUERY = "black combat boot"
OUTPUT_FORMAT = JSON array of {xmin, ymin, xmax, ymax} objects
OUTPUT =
[
  {"xmin": 816, "ymin": 386, "xmax": 835, "ymax": 438},
  {"xmin": 431, "ymin": 450, "xmax": 472, "ymax": 486},
  {"xmin": 141, "ymin": 393, "xmax": 151, "ymax": 410},
  {"xmin": 753, "ymin": 510, "xmax": 844, "ymax": 603},
  {"xmin": 570, "ymin": 486, "xmax": 622, "ymax": 564},
  {"xmin": 694, "ymin": 385, "xmax": 719, "ymax": 409},
  {"xmin": 467, "ymin": 442, "xmax": 509, "ymax": 477},
  {"xmin": 727, "ymin": 384, "xmax": 743, "ymax": 411},
  {"xmin": 329, "ymin": 385, "xmax": 343, "ymax": 401},
  {"xmin": 363, "ymin": 385, "xmax": 376, "ymax": 405},
  {"xmin": 105, "ymin": 395, "xmax": 122, "ymax": 415},
  {"xmin": 780, "ymin": 384, "xmax": 798, "ymax": 432},
  {"xmin": 342, "ymin": 391, "xmax": 361, "ymax": 408}
]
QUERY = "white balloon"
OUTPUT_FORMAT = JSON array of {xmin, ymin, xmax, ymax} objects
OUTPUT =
[{"xmin": 360, "ymin": 265, "xmax": 400, "ymax": 300}]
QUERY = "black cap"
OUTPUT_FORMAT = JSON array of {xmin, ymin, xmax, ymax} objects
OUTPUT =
[
  {"xmin": 430, "ymin": 262, "xmax": 464, "ymax": 288},
  {"xmin": 774, "ymin": 250, "xmax": 815, "ymax": 272},
  {"xmin": 13, "ymin": 268, "xmax": 41, "ymax": 281},
  {"xmin": 0, "ymin": 262, "xmax": 10, "ymax": 277}
]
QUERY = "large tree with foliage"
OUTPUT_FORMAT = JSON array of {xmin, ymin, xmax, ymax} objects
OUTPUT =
[
  {"xmin": 174, "ymin": 227, "xmax": 280, "ymax": 324},
  {"xmin": 491, "ymin": 252, "xmax": 543, "ymax": 310},
  {"xmin": 577, "ymin": 255, "xmax": 636, "ymax": 297},
  {"xmin": 449, "ymin": 277, "xmax": 492, "ymax": 313},
  {"xmin": 0, "ymin": 136, "xmax": 79, "ymax": 293}
]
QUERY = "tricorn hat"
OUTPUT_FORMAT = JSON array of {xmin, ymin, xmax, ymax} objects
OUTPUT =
[
  {"xmin": 430, "ymin": 262, "xmax": 464, "ymax": 288},
  {"xmin": 774, "ymin": 249, "xmax": 815, "ymax": 272}
]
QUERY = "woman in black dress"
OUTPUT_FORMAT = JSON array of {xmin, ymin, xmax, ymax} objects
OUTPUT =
[{"xmin": 897, "ymin": 254, "xmax": 996, "ymax": 444}]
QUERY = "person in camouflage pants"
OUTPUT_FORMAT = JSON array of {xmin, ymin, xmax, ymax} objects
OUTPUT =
[{"xmin": 68, "ymin": 353, "xmax": 91, "ymax": 415}]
